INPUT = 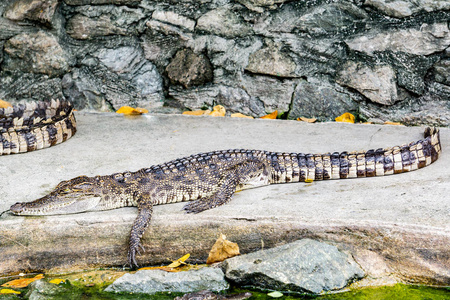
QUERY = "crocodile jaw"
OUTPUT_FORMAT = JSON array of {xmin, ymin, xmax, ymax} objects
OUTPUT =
[{"xmin": 10, "ymin": 194, "xmax": 102, "ymax": 216}]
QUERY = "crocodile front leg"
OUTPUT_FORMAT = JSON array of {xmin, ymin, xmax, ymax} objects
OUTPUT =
[{"xmin": 128, "ymin": 192, "xmax": 153, "ymax": 268}]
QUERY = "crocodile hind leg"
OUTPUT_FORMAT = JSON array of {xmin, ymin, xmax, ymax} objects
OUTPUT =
[
  {"xmin": 183, "ymin": 171, "xmax": 239, "ymax": 214},
  {"xmin": 128, "ymin": 192, "xmax": 153, "ymax": 268},
  {"xmin": 183, "ymin": 159, "xmax": 267, "ymax": 214}
]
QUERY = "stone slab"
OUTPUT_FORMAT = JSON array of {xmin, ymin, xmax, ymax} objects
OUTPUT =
[{"xmin": 0, "ymin": 113, "xmax": 448, "ymax": 285}]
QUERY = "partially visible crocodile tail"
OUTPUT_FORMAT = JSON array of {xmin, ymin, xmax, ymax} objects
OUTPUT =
[
  {"xmin": 0, "ymin": 100, "xmax": 76, "ymax": 155},
  {"xmin": 268, "ymin": 127, "xmax": 441, "ymax": 184}
]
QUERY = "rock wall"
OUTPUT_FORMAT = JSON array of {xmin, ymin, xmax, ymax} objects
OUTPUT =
[{"xmin": 0, "ymin": 0, "xmax": 449, "ymax": 125}]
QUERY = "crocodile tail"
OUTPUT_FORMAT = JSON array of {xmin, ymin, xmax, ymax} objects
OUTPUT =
[
  {"xmin": 268, "ymin": 127, "xmax": 441, "ymax": 184},
  {"xmin": 0, "ymin": 100, "xmax": 76, "ymax": 155}
]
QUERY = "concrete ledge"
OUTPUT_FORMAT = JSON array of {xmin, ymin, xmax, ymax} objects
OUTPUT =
[{"xmin": 1, "ymin": 113, "xmax": 448, "ymax": 285}]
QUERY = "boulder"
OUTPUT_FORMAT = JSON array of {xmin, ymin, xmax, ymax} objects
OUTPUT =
[
  {"xmin": 222, "ymin": 239, "xmax": 364, "ymax": 294},
  {"xmin": 105, "ymin": 267, "xmax": 229, "ymax": 294}
]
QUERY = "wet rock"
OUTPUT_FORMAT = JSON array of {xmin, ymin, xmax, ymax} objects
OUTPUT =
[
  {"xmin": 222, "ymin": 239, "xmax": 364, "ymax": 294},
  {"xmin": 170, "ymin": 84, "xmax": 265, "ymax": 117},
  {"xmin": 365, "ymin": 0, "xmax": 450, "ymax": 18},
  {"xmin": 26, "ymin": 279, "xmax": 76, "ymax": 299},
  {"xmin": 3, "ymin": 0, "xmax": 58, "ymax": 25},
  {"xmin": 196, "ymin": 6, "xmax": 253, "ymax": 38},
  {"xmin": 0, "ymin": 71, "xmax": 64, "ymax": 102},
  {"xmin": 288, "ymin": 77, "xmax": 358, "ymax": 121},
  {"xmin": 337, "ymin": 61, "xmax": 398, "ymax": 105},
  {"xmin": 152, "ymin": 10, "xmax": 195, "ymax": 32},
  {"xmin": 346, "ymin": 23, "xmax": 450, "ymax": 56},
  {"xmin": 175, "ymin": 290, "xmax": 253, "ymax": 300},
  {"xmin": 105, "ymin": 267, "xmax": 229, "ymax": 294},
  {"xmin": 246, "ymin": 43, "xmax": 296, "ymax": 78},
  {"xmin": 166, "ymin": 49, "xmax": 214, "ymax": 88},
  {"xmin": 3, "ymin": 31, "xmax": 72, "ymax": 77}
]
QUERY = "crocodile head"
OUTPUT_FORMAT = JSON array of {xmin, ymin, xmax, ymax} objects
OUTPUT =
[{"xmin": 10, "ymin": 176, "xmax": 106, "ymax": 216}]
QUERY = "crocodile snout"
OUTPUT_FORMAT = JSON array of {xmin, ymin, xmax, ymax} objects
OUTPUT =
[{"xmin": 10, "ymin": 202, "xmax": 25, "ymax": 215}]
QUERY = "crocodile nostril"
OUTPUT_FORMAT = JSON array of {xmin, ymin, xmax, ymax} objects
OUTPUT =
[{"xmin": 10, "ymin": 203, "xmax": 24, "ymax": 214}]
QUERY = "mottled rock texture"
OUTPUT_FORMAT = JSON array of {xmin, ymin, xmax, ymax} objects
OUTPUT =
[
  {"xmin": 105, "ymin": 268, "xmax": 229, "ymax": 294},
  {"xmin": 0, "ymin": 0, "xmax": 448, "ymax": 124},
  {"xmin": 223, "ymin": 239, "xmax": 364, "ymax": 294}
]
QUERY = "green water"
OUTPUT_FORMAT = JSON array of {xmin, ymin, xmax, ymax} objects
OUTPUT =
[{"xmin": 1, "ymin": 281, "xmax": 449, "ymax": 300}]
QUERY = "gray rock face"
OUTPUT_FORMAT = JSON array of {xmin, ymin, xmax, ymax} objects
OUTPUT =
[
  {"xmin": 3, "ymin": 31, "xmax": 72, "ymax": 77},
  {"xmin": 196, "ymin": 6, "xmax": 253, "ymax": 38},
  {"xmin": 222, "ymin": 239, "xmax": 365, "ymax": 294},
  {"xmin": 337, "ymin": 61, "xmax": 398, "ymax": 105},
  {"xmin": 170, "ymin": 84, "xmax": 266, "ymax": 116},
  {"xmin": 3, "ymin": 0, "xmax": 59, "ymax": 25},
  {"xmin": 166, "ymin": 49, "xmax": 214, "ymax": 88},
  {"xmin": 365, "ymin": 0, "xmax": 450, "ymax": 18},
  {"xmin": 105, "ymin": 267, "xmax": 229, "ymax": 294},
  {"xmin": 62, "ymin": 45, "xmax": 163, "ymax": 110},
  {"xmin": 0, "ymin": 0, "xmax": 448, "ymax": 125},
  {"xmin": 346, "ymin": 23, "xmax": 450, "ymax": 56},
  {"xmin": 246, "ymin": 43, "xmax": 296, "ymax": 78},
  {"xmin": 288, "ymin": 77, "xmax": 358, "ymax": 121}
]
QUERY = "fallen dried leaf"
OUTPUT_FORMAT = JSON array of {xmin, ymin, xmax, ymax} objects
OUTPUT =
[
  {"xmin": 116, "ymin": 106, "xmax": 148, "ymax": 115},
  {"xmin": 207, "ymin": 234, "xmax": 240, "ymax": 264},
  {"xmin": 167, "ymin": 253, "xmax": 190, "ymax": 268},
  {"xmin": 0, "ymin": 288, "xmax": 20, "ymax": 294},
  {"xmin": 209, "ymin": 105, "xmax": 226, "ymax": 117},
  {"xmin": 231, "ymin": 113, "xmax": 254, "ymax": 119},
  {"xmin": 49, "ymin": 278, "xmax": 66, "ymax": 284},
  {"xmin": 296, "ymin": 117, "xmax": 317, "ymax": 123},
  {"xmin": 1, "ymin": 274, "xmax": 44, "ymax": 289},
  {"xmin": 384, "ymin": 121, "xmax": 402, "ymax": 126},
  {"xmin": 305, "ymin": 178, "xmax": 314, "ymax": 183},
  {"xmin": 260, "ymin": 110, "xmax": 278, "ymax": 119},
  {"xmin": 182, "ymin": 109, "xmax": 211, "ymax": 116},
  {"xmin": 335, "ymin": 112, "xmax": 355, "ymax": 123},
  {"xmin": 0, "ymin": 99, "xmax": 13, "ymax": 109}
]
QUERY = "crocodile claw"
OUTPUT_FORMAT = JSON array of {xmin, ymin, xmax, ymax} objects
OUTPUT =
[{"xmin": 127, "ymin": 243, "xmax": 145, "ymax": 269}]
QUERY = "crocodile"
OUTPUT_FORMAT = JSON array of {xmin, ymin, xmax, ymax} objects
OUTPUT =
[
  {"xmin": 0, "ymin": 100, "xmax": 76, "ymax": 155},
  {"xmin": 9, "ymin": 127, "xmax": 441, "ymax": 268}
]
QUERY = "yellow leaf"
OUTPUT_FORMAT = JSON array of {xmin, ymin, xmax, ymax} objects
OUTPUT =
[
  {"xmin": 335, "ymin": 112, "xmax": 355, "ymax": 123},
  {"xmin": 116, "ymin": 106, "xmax": 148, "ymax": 115},
  {"xmin": 260, "ymin": 110, "xmax": 278, "ymax": 119},
  {"xmin": 167, "ymin": 253, "xmax": 190, "ymax": 268},
  {"xmin": 1, "ymin": 274, "xmax": 44, "ymax": 289},
  {"xmin": 208, "ymin": 105, "xmax": 226, "ymax": 117},
  {"xmin": 0, "ymin": 288, "xmax": 20, "ymax": 294},
  {"xmin": 384, "ymin": 121, "xmax": 402, "ymax": 126},
  {"xmin": 305, "ymin": 178, "xmax": 314, "ymax": 183},
  {"xmin": 49, "ymin": 278, "xmax": 66, "ymax": 284},
  {"xmin": 296, "ymin": 117, "xmax": 317, "ymax": 123},
  {"xmin": 207, "ymin": 234, "xmax": 240, "ymax": 264},
  {"xmin": 231, "ymin": 113, "xmax": 254, "ymax": 119},
  {"xmin": 182, "ymin": 110, "xmax": 211, "ymax": 116},
  {"xmin": 0, "ymin": 99, "xmax": 13, "ymax": 109}
]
